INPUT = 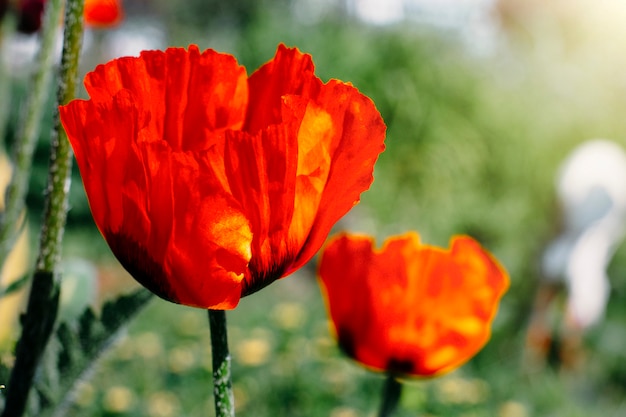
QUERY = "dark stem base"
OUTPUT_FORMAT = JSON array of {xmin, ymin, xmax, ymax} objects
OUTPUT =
[{"xmin": 378, "ymin": 374, "xmax": 403, "ymax": 417}]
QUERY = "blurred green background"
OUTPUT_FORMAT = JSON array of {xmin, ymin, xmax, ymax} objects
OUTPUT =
[{"xmin": 4, "ymin": 0, "xmax": 626, "ymax": 415}]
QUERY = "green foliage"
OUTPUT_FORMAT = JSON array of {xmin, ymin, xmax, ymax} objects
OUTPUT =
[{"xmin": 17, "ymin": 289, "xmax": 153, "ymax": 417}]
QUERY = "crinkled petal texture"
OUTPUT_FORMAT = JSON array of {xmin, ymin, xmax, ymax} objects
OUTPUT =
[
  {"xmin": 59, "ymin": 44, "xmax": 385, "ymax": 310},
  {"xmin": 84, "ymin": 0, "xmax": 123, "ymax": 28},
  {"xmin": 318, "ymin": 232, "xmax": 509, "ymax": 377}
]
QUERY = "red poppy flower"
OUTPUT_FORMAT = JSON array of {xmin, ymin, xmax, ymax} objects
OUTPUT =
[
  {"xmin": 84, "ymin": 0, "xmax": 123, "ymax": 28},
  {"xmin": 318, "ymin": 232, "xmax": 509, "ymax": 377},
  {"xmin": 59, "ymin": 45, "xmax": 386, "ymax": 310}
]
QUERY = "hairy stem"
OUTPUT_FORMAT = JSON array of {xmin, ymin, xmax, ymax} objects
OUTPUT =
[
  {"xmin": 208, "ymin": 310, "xmax": 235, "ymax": 417},
  {"xmin": 1, "ymin": 0, "xmax": 85, "ymax": 415},
  {"xmin": 0, "ymin": 0, "xmax": 62, "ymax": 268}
]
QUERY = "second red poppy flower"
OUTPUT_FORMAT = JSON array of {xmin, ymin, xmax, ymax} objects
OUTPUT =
[{"xmin": 318, "ymin": 232, "xmax": 509, "ymax": 377}]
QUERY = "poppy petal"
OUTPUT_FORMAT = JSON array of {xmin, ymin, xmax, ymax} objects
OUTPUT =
[
  {"xmin": 244, "ymin": 44, "xmax": 321, "ymax": 133},
  {"xmin": 61, "ymin": 94, "xmax": 251, "ymax": 308},
  {"xmin": 60, "ymin": 47, "xmax": 256, "ymax": 309},
  {"xmin": 317, "ymin": 234, "xmax": 377, "ymax": 359},
  {"xmin": 291, "ymin": 82, "xmax": 386, "ymax": 272},
  {"xmin": 84, "ymin": 46, "xmax": 248, "ymax": 151},
  {"xmin": 283, "ymin": 95, "xmax": 333, "ymax": 258},
  {"xmin": 223, "ymin": 124, "xmax": 298, "ymax": 296},
  {"xmin": 60, "ymin": 89, "xmax": 146, "ymax": 236},
  {"xmin": 135, "ymin": 142, "xmax": 251, "ymax": 309}
]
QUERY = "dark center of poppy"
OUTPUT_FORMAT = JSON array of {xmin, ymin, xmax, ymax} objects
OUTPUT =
[
  {"xmin": 336, "ymin": 325, "xmax": 357, "ymax": 358},
  {"xmin": 105, "ymin": 230, "xmax": 179, "ymax": 304},
  {"xmin": 386, "ymin": 358, "xmax": 416, "ymax": 375},
  {"xmin": 240, "ymin": 255, "xmax": 290, "ymax": 298}
]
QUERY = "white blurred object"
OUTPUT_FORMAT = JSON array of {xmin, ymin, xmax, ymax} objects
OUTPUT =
[
  {"xmin": 342, "ymin": 0, "xmax": 500, "ymax": 50},
  {"xmin": 349, "ymin": 0, "xmax": 405, "ymax": 25},
  {"xmin": 1, "ymin": 31, "xmax": 63, "ymax": 76},
  {"xmin": 100, "ymin": 19, "xmax": 166, "ymax": 58},
  {"xmin": 542, "ymin": 139, "xmax": 626, "ymax": 328}
]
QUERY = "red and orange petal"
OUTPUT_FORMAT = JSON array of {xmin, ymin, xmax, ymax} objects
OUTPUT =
[
  {"xmin": 59, "ymin": 45, "xmax": 385, "ymax": 310},
  {"xmin": 84, "ymin": 0, "xmax": 123, "ymax": 28},
  {"xmin": 318, "ymin": 232, "xmax": 509, "ymax": 378}
]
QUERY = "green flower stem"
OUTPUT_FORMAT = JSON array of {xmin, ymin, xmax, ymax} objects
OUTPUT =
[
  {"xmin": 378, "ymin": 374, "xmax": 403, "ymax": 417},
  {"xmin": 0, "ymin": 271, "xmax": 60, "ymax": 417},
  {"xmin": 0, "ymin": 0, "xmax": 63, "ymax": 265},
  {"xmin": 36, "ymin": 0, "xmax": 84, "ymax": 273},
  {"xmin": 1, "ymin": 0, "xmax": 85, "ymax": 416},
  {"xmin": 208, "ymin": 310, "xmax": 235, "ymax": 417}
]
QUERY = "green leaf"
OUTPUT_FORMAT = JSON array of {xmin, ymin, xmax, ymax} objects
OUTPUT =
[
  {"xmin": 0, "ymin": 274, "xmax": 31, "ymax": 299},
  {"xmin": 21, "ymin": 288, "xmax": 153, "ymax": 417}
]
